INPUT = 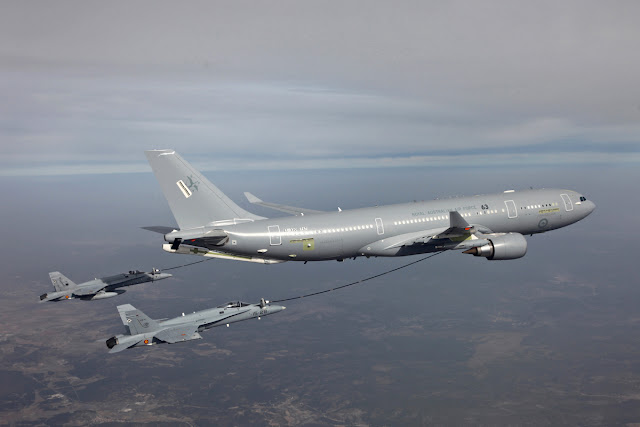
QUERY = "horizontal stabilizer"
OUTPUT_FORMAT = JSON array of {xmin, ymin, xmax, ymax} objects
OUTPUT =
[
  {"xmin": 108, "ymin": 341, "xmax": 137, "ymax": 354},
  {"xmin": 244, "ymin": 192, "xmax": 325, "ymax": 216},
  {"xmin": 165, "ymin": 227, "xmax": 227, "ymax": 242},
  {"xmin": 142, "ymin": 226, "xmax": 177, "ymax": 234},
  {"xmin": 162, "ymin": 243, "xmax": 285, "ymax": 264}
]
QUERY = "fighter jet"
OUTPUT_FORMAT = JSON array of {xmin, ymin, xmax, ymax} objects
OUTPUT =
[
  {"xmin": 106, "ymin": 299, "xmax": 285, "ymax": 353},
  {"xmin": 143, "ymin": 150, "xmax": 596, "ymax": 263},
  {"xmin": 39, "ymin": 269, "xmax": 172, "ymax": 302}
]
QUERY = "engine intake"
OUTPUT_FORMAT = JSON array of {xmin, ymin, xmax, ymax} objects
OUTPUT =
[{"xmin": 463, "ymin": 233, "xmax": 527, "ymax": 260}]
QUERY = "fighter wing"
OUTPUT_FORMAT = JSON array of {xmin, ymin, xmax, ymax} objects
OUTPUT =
[
  {"xmin": 154, "ymin": 325, "xmax": 202, "ymax": 344},
  {"xmin": 244, "ymin": 192, "xmax": 325, "ymax": 216},
  {"xmin": 71, "ymin": 281, "xmax": 108, "ymax": 296}
]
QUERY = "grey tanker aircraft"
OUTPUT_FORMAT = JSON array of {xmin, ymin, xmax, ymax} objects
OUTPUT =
[
  {"xmin": 144, "ymin": 150, "xmax": 595, "ymax": 264},
  {"xmin": 106, "ymin": 299, "xmax": 285, "ymax": 353},
  {"xmin": 40, "ymin": 269, "xmax": 172, "ymax": 302}
]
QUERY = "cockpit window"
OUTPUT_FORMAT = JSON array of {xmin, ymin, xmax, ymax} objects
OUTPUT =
[
  {"xmin": 580, "ymin": 196, "xmax": 587, "ymax": 202},
  {"xmin": 218, "ymin": 301, "xmax": 251, "ymax": 308}
]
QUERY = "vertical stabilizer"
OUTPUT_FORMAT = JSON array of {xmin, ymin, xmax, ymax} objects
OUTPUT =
[
  {"xmin": 117, "ymin": 304, "xmax": 160, "ymax": 335},
  {"xmin": 144, "ymin": 150, "xmax": 263, "ymax": 230},
  {"xmin": 49, "ymin": 272, "xmax": 76, "ymax": 292}
]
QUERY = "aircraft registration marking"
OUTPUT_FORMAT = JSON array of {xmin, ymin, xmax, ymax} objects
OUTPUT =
[
  {"xmin": 426, "ymin": 205, "xmax": 477, "ymax": 215},
  {"xmin": 284, "ymin": 227, "xmax": 308, "ymax": 232},
  {"xmin": 539, "ymin": 208, "xmax": 560, "ymax": 214}
]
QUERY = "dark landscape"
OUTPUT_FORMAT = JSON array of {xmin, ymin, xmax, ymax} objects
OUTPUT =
[{"xmin": 0, "ymin": 165, "xmax": 637, "ymax": 426}]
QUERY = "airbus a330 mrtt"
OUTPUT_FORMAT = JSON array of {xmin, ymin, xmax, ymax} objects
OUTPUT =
[{"xmin": 143, "ymin": 150, "xmax": 595, "ymax": 264}]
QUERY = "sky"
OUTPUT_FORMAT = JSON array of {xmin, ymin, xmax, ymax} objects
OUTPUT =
[
  {"xmin": 1, "ymin": 1, "xmax": 639, "ymax": 176},
  {"xmin": 1, "ymin": 3, "xmax": 640, "ymax": 423}
]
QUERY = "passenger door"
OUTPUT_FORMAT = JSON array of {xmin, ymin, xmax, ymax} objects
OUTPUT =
[
  {"xmin": 560, "ymin": 194, "xmax": 573, "ymax": 211},
  {"xmin": 504, "ymin": 200, "xmax": 517, "ymax": 218},
  {"xmin": 268, "ymin": 225, "xmax": 282, "ymax": 245}
]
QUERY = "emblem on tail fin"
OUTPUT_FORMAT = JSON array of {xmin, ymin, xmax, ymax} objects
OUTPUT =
[
  {"xmin": 176, "ymin": 175, "xmax": 201, "ymax": 199},
  {"xmin": 186, "ymin": 175, "xmax": 199, "ymax": 192}
]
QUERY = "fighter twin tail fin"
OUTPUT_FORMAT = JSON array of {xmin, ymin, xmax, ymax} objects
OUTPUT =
[
  {"xmin": 117, "ymin": 304, "xmax": 160, "ymax": 335},
  {"xmin": 49, "ymin": 272, "xmax": 76, "ymax": 292}
]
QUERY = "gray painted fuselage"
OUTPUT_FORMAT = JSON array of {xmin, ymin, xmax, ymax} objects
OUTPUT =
[{"xmin": 179, "ymin": 188, "xmax": 594, "ymax": 262}]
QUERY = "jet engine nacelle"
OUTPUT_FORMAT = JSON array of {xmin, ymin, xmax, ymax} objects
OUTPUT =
[{"xmin": 463, "ymin": 233, "xmax": 527, "ymax": 260}]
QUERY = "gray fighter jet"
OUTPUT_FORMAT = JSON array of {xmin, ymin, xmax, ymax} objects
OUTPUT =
[
  {"xmin": 143, "ymin": 150, "xmax": 596, "ymax": 263},
  {"xmin": 39, "ymin": 269, "xmax": 172, "ymax": 302},
  {"xmin": 106, "ymin": 299, "xmax": 285, "ymax": 353}
]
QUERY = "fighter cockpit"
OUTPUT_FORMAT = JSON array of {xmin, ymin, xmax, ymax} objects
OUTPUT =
[{"xmin": 218, "ymin": 301, "xmax": 252, "ymax": 308}]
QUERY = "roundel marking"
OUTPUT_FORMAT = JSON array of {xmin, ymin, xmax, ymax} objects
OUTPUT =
[
  {"xmin": 144, "ymin": 339, "xmax": 149, "ymax": 344},
  {"xmin": 538, "ymin": 218, "xmax": 549, "ymax": 228}
]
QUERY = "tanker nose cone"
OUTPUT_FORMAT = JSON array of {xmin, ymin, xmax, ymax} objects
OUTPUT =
[{"xmin": 584, "ymin": 200, "xmax": 596, "ymax": 216}]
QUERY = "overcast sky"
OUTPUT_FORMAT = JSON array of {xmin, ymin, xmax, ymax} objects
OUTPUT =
[{"xmin": 1, "ymin": 1, "xmax": 639, "ymax": 175}]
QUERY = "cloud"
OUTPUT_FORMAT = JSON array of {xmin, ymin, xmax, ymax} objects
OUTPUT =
[{"xmin": 0, "ymin": 1, "xmax": 638, "ymax": 175}]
